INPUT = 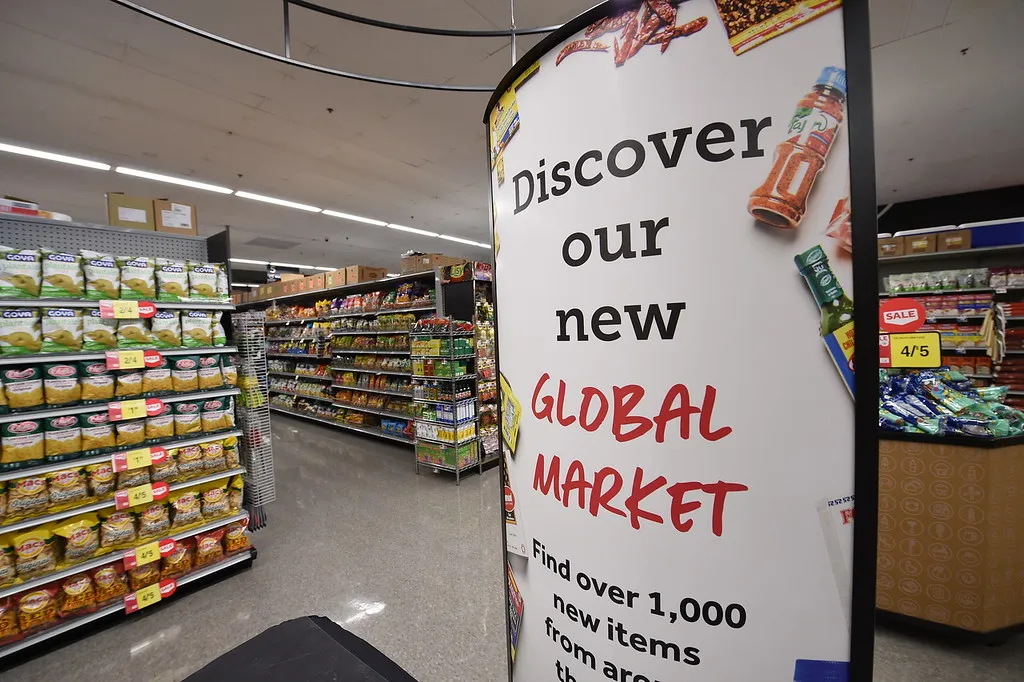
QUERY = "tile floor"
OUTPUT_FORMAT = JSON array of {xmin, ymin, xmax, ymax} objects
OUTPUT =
[{"xmin": 5, "ymin": 414, "xmax": 1023, "ymax": 681}]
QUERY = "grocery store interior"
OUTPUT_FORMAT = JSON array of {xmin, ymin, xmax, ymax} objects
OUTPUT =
[{"xmin": 0, "ymin": 0, "xmax": 1022, "ymax": 681}]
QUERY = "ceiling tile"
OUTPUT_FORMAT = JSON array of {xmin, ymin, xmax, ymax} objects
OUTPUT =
[
  {"xmin": 869, "ymin": 0, "xmax": 913, "ymax": 46},
  {"xmin": 904, "ymin": 0, "xmax": 953, "ymax": 37}
]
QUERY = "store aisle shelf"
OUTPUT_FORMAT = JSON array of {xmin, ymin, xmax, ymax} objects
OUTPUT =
[
  {"xmin": 411, "ymin": 374, "xmax": 476, "ymax": 381},
  {"xmin": 0, "ymin": 388, "xmax": 240, "ymax": 425},
  {"xmin": 268, "ymin": 371, "xmax": 332, "ymax": 381},
  {"xmin": 878, "ymin": 244, "xmax": 1024, "ymax": 264},
  {"xmin": 412, "ymin": 397, "xmax": 476, "ymax": 406},
  {"xmin": 332, "ymin": 403, "xmax": 412, "ymax": 421},
  {"xmin": 332, "ymin": 349, "xmax": 410, "ymax": 355},
  {"xmin": 268, "ymin": 388, "xmax": 333, "ymax": 402},
  {"xmin": 329, "ymin": 305, "xmax": 436, "ymax": 319},
  {"xmin": 416, "ymin": 434, "xmax": 478, "ymax": 447},
  {"xmin": 266, "ymin": 353, "xmax": 331, "ymax": 360},
  {"xmin": 0, "ymin": 298, "xmax": 234, "ymax": 311},
  {"xmin": 270, "ymin": 406, "xmax": 413, "ymax": 444},
  {"xmin": 411, "ymin": 354, "xmax": 475, "ymax": 360},
  {"xmin": 414, "ymin": 415, "xmax": 477, "ymax": 427},
  {"xmin": 332, "ymin": 330, "xmax": 410, "ymax": 336},
  {"xmin": 331, "ymin": 384, "xmax": 412, "ymax": 399},
  {"xmin": 0, "ymin": 346, "xmax": 238, "ymax": 367},
  {"xmin": 265, "ymin": 317, "xmax": 327, "ymax": 325},
  {"xmin": 330, "ymin": 367, "xmax": 411, "ymax": 377}
]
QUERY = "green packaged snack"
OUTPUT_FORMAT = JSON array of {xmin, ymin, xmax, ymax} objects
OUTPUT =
[
  {"xmin": 83, "ymin": 308, "xmax": 117, "ymax": 351},
  {"xmin": 151, "ymin": 310, "xmax": 182, "ymax": 349},
  {"xmin": 155, "ymin": 259, "xmax": 188, "ymax": 302},
  {"xmin": 43, "ymin": 362, "xmax": 81, "ymax": 407},
  {"xmin": 0, "ymin": 246, "xmax": 41, "ymax": 298},
  {"xmin": 181, "ymin": 311, "xmax": 212, "ymax": 348},
  {"xmin": 116, "ymin": 318, "xmax": 152, "ymax": 349},
  {"xmin": 1, "ymin": 366, "xmax": 43, "ymax": 411},
  {"xmin": 41, "ymin": 308, "xmax": 83, "ymax": 353},
  {"xmin": 82, "ymin": 250, "xmax": 120, "ymax": 300},
  {"xmin": 78, "ymin": 360, "xmax": 115, "ymax": 404},
  {"xmin": 216, "ymin": 266, "xmax": 229, "ymax": 302},
  {"xmin": 0, "ymin": 309, "xmax": 41, "ymax": 355},
  {"xmin": 212, "ymin": 311, "xmax": 226, "ymax": 347},
  {"xmin": 221, "ymin": 355, "xmax": 237, "ymax": 387},
  {"xmin": 187, "ymin": 262, "xmax": 219, "ymax": 300},
  {"xmin": 40, "ymin": 250, "xmax": 84, "ymax": 298},
  {"xmin": 118, "ymin": 256, "xmax": 156, "ymax": 300},
  {"xmin": 171, "ymin": 355, "xmax": 199, "ymax": 392},
  {"xmin": 43, "ymin": 413, "xmax": 83, "ymax": 463},
  {"xmin": 1, "ymin": 417, "xmax": 44, "ymax": 468}
]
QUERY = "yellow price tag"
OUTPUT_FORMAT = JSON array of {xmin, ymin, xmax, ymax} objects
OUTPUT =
[
  {"xmin": 499, "ymin": 374, "xmax": 522, "ymax": 454},
  {"xmin": 117, "ymin": 350, "xmax": 145, "ymax": 369},
  {"xmin": 134, "ymin": 540, "xmax": 161, "ymax": 566},
  {"xmin": 124, "ymin": 448, "xmax": 152, "ymax": 469},
  {"xmin": 127, "ymin": 483, "xmax": 154, "ymax": 507},
  {"xmin": 135, "ymin": 583, "xmax": 162, "ymax": 609},
  {"xmin": 119, "ymin": 399, "xmax": 147, "ymax": 421},
  {"xmin": 883, "ymin": 331, "xmax": 942, "ymax": 369},
  {"xmin": 111, "ymin": 300, "xmax": 139, "ymax": 319}
]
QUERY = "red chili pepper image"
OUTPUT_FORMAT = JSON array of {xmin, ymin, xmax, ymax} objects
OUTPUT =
[{"xmin": 561, "ymin": 1, "xmax": 706, "ymax": 67}]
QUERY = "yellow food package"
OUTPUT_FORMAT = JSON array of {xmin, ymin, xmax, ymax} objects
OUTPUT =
[
  {"xmin": 40, "ymin": 308, "xmax": 83, "ymax": 353},
  {"xmin": 170, "ymin": 356, "xmax": 199, "ymax": 392},
  {"xmin": 221, "ymin": 355, "xmax": 237, "ymax": 387},
  {"xmin": 224, "ymin": 519, "xmax": 250, "ymax": 552},
  {"xmin": 47, "ymin": 466, "xmax": 88, "ymax": 507},
  {"xmin": 197, "ymin": 355, "xmax": 223, "ymax": 390},
  {"xmin": 7, "ymin": 475, "xmax": 48, "ymax": 516},
  {"xmin": 116, "ymin": 319, "xmax": 152, "ymax": 349},
  {"xmin": 52, "ymin": 513, "xmax": 100, "ymax": 561},
  {"xmin": 13, "ymin": 525, "xmax": 57, "ymax": 577},
  {"xmin": 175, "ymin": 444, "xmax": 203, "ymax": 477},
  {"xmin": 168, "ymin": 488, "xmax": 201, "ymax": 528},
  {"xmin": 98, "ymin": 508, "xmax": 136, "ymax": 547},
  {"xmin": 78, "ymin": 361, "xmax": 114, "ymax": 403},
  {"xmin": 42, "ymin": 362, "xmax": 81, "ymax": 406},
  {"xmin": 115, "ymin": 369, "xmax": 143, "ymax": 398},
  {"xmin": 80, "ymin": 412, "xmax": 116, "ymax": 454},
  {"xmin": 134, "ymin": 501, "xmax": 170, "ymax": 539},
  {"xmin": 43, "ymin": 414, "xmax": 82, "ymax": 461},
  {"xmin": 0, "ymin": 534, "xmax": 15, "ymax": 585},
  {"xmin": 229, "ymin": 475, "xmax": 244, "ymax": 512},
  {"xmin": 2, "ymin": 417, "xmax": 44, "ymax": 465},
  {"xmin": 200, "ymin": 481, "xmax": 229, "ymax": 518},
  {"xmin": 201, "ymin": 441, "xmax": 226, "ymax": 472},
  {"xmin": 143, "ymin": 356, "xmax": 173, "ymax": 394},
  {"xmin": 174, "ymin": 401, "xmax": 202, "ymax": 436},
  {"xmin": 85, "ymin": 461, "xmax": 115, "ymax": 497},
  {"xmin": 1, "ymin": 366, "xmax": 42, "ymax": 411},
  {"xmin": 115, "ymin": 419, "xmax": 146, "ymax": 448},
  {"xmin": 223, "ymin": 435, "xmax": 240, "ymax": 468},
  {"xmin": 145, "ymin": 403, "xmax": 175, "ymax": 440},
  {"xmin": 0, "ymin": 309, "xmax": 41, "ymax": 356}
]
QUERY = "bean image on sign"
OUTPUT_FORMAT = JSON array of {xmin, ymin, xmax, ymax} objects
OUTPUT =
[{"xmin": 879, "ymin": 298, "xmax": 926, "ymax": 332}]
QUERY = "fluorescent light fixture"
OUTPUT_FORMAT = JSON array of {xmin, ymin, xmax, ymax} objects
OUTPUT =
[
  {"xmin": 387, "ymin": 223, "xmax": 438, "ymax": 238},
  {"xmin": 116, "ymin": 166, "xmax": 232, "ymax": 194},
  {"xmin": 313, "ymin": 266, "xmax": 336, "ymax": 271},
  {"xmin": 270, "ymin": 261, "xmax": 317, "ymax": 269},
  {"xmin": 232, "ymin": 283, "xmax": 259, "ymax": 288},
  {"xmin": 322, "ymin": 210, "xmax": 387, "ymax": 227},
  {"xmin": 439, "ymin": 234, "xmax": 491, "ymax": 248},
  {"xmin": 0, "ymin": 141, "xmax": 110, "ymax": 170},
  {"xmin": 234, "ymin": 191, "xmax": 321, "ymax": 213},
  {"xmin": 385, "ymin": 273, "xmax": 399, "ymax": 278},
  {"xmin": 229, "ymin": 258, "xmax": 270, "ymax": 266}
]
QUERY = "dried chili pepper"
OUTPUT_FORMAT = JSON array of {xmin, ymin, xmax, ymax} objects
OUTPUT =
[
  {"xmin": 648, "ymin": 16, "xmax": 709, "ymax": 52},
  {"xmin": 646, "ymin": 0, "xmax": 677, "ymax": 25},
  {"xmin": 556, "ymin": 39, "xmax": 611, "ymax": 66},
  {"xmin": 630, "ymin": 13, "xmax": 665, "ymax": 59},
  {"xmin": 614, "ymin": 11, "xmax": 640, "ymax": 66},
  {"xmin": 585, "ymin": 7, "xmax": 641, "ymax": 39}
]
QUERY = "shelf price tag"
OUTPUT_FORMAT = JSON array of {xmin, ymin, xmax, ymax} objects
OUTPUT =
[
  {"xmin": 105, "ymin": 349, "xmax": 163, "ymax": 370},
  {"xmin": 122, "ymin": 537, "xmax": 176, "ymax": 570},
  {"xmin": 99, "ymin": 300, "xmax": 157, "ymax": 319},
  {"xmin": 124, "ymin": 578, "xmax": 177, "ymax": 614},
  {"xmin": 879, "ymin": 331, "xmax": 942, "ymax": 369},
  {"xmin": 114, "ymin": 481, "xmax": 169, "ymax": 510},
  {"xmin": 108, "ymin": 398, "xmax": 164, "ymax": 421},
  {"xmin": 111, "ymin": 446, "xmax": 167, "ymax": 472}
]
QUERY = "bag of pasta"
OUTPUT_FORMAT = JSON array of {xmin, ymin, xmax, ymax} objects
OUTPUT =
[
  {"xmin": 86, "ymin": 461, "xmax": 115, "ymax": 497},
  {"xmin": 150, "ymin": 449, "xmax": 178, "ymax": 483},
  {"xmin": 2, "ymin": 366, "xmax": 42, "ymax": 411},
  {"xmin": 115, "ymin": 418, "xmax": 146, "ymax": 448},
  {"xmin": 0, "ymin": 246, "xmax": 41, "ymax": 298},
  {"xmin": 118, "ymin": 256, "xmax": 156, "ymax": 300},
  {"xmin": 150, "ymin": 310, "xmax": 181, "ymax": 349},
  {"xmin": 228, "ymin": 475, "xmax": 244, "ymax": 512},
  {"xmin": 90, "ymin": 563, "xmax": 128, "ymax": 605},
  {"xmin": 40, "ymin": 308, "xmax": 83, "ymax": 353},
  {"xmin": 57, "ymin": 573, "xmax": 96, "ymax": 618},
  {"xmin": 143, "ymin": 355, "xmax": 173, "ymax": 395},
  {"xmin": 82, "ymin": 309, "xmax": 117, "ymax": 350},
  {"xmin": 15, "ymin": 585, "xmax": 59, "ymax": 635},
  {"xmin": 40, "ymin": 249, "xmax": 84, "ymax": 298},
  {"xmin": 223, "ymin": 518, "xmax": 250, "ymax": 553},
  {"xmin": 135, "ymin": 501, "xmax": 169, "ymax": 539},
  {"xmin": 197, "ymin": 354, "xmax": 223, "ymax": 390},
  {"xmin": 161, "ymin": 538, "xmax": 194, "ymax": 579},
  {"xmin": 220, "ymin": 355, "xmax": 237, "ymax": 387},
  {"xmin": 0, "ymin": 535, "xmax": 15, "ymax": 586},
  {"xmin": 98, "ymin": 509, "xmax": 135, "ymax": 547},
  {"xmin": 116, "ymin": 318, "xmax": 152, "ymax": 349},
  {"xmin": 2, "ymin": 417, "xmax": 44, "ymax": 468},
  {"xmin": 114, "ymin": 367, "xmax": 144, "ymax": 398},
  {"xmin": 174, "ymin": 401, "xmax": 202, "ymax": 436},
  {"xmin": 222, "ymin": 397, "xmax": 236, "ymax": 429},
  {"xmin": 127, "ymin": 562, "xmax": 160, "ymax": 591},
  {"xmin": 53, "ymin": 514, "xmax": 100, "ymax": 561},
  {"xmin": 168, "ymin": 489, "xmax": 201, "ymax": 528},
  {"xmin": 13, "ymin": 526, "xmax": 57, "ymax": 577},
  {"xmin": 223, "ymin": 435, "xmax": 240, "ymax": 468},
  {"xmin": 80, "ymin": 412, "xmax": 115, "ymax": 454},
  {"xmin": 171, "ymin": 355, "xmax": 199, "ymax": 392},
  {"xmin": 7, "ymin": 475, "xmax": 48, "ymax": 516},
  {"xmin": 79, "ymin": 361, "xmax": 114, "ymax": 403},
  {"xmin": 181, "ymin": 310, "xmax": 212, "ymax": 348},
  {"xmin": 43, "ymin": 362, "xmax": 81, "ymax": 407},
  {"xmin": 43, "ymin": 414, "xmax": 82, "ymax": 462},
  {"xmin": 48, "ymin": 467, "xmax": 87, "ymax": 507},
  {"xmin": 200, "ymin": 481, "xmax": 229, "ymax": 518},
  {"xmin": 193, "ymin": 527, "xmax": 225, "ymax": 567},
  {"xmin": 200, "ymin": 397, "xmax": 227, "ymax": 432},
  {"xmin": 145, "ymin": 402, "xmax": 174, "ymax": 440},
  {"xmin": 0, "ymin": 309, "xmax": 41, "ymax": 356},
  {"xmin": 82, "ymin": 250, "xmax": 120, "ymax": 300},
  {"xmin": 175, "ymin": 445, "xmax": 203, "ymax": 477}
]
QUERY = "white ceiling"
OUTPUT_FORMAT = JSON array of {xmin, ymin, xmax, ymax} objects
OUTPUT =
[{"xmin": 0, "ymin": 0, "xmax": 1021, "ymax": 271}]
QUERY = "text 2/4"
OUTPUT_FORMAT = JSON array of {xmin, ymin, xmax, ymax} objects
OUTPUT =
[
  {"xmin": 649, "ymin": 592, "xmax": 746, "ymax": 629},
  {"xmin": 899, "ymin": 345, "xmax": 929, "ymax": 358}
]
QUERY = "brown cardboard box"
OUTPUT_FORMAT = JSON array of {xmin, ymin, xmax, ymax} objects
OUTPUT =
[
  {"xmin": 283, "ymin": 280, "xmax": 300, "ymax": 295},
  {"xmin": 304, "ymin": 273, "xmax": 326, "ymax": 291},
  {"xmin": 106, "ymin": 193, "xmax": 155, "ymax": 231},
  {"xmin": 905, "ymin": 234, "xmax": 937, "ymax": 254},
  {"xmin": 346, "ymin": 265, "xmax": 388, "ymax": 283},
  {"xmin": 401, "ymin": 253, "xmax": 466, "ymax": 275},
  {"xmin": 153, "ymin": 199, "xmax": 198, "ymax": 236},
  {"xmin": 876, "ymin": 438, "xmax": 1024, "ymax": 633},
  {"xmin": 877, "ymin": 237, "xmax": 905, "ymax": 258},
  {"xmin": 279, "ymin": 272, "xmax": 303, "ymax": 281},
  {"xmin": 325, "ymin": 269, "xmax": 347, "ymax": 288},
  {"xmin": 937, "ymin": 230, "xmax": 972, "ymax": 252}
]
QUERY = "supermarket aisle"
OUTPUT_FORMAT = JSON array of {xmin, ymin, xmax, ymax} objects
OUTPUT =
[{"xmin": 6, "ymin": 414, "xmax": 507, "ymax": 682}]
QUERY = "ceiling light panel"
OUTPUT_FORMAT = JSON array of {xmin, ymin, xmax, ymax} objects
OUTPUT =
[
  {"xmin": 269, "ymin": 261, "xmax": 317, "ymax": 269},
  {"xmin": 234, "ymin": 191, "xmax": 321, "ymax": 213},
  {"xmin": 387, "ymin": 223, "xmax": 439, "ymax": 237},
  {"xmin": 322, "ymin": 210, "xmax": 387, "ymax": 226},
  {"xmin": 229, "ymin": 258, "xmax": 270, "ymax": 265},
  {"xmin": 116, "ymin": 166, "xmax": 232, "ymax": 194},
  {"xmin": 439, "ymin": 234, "xmax": 490, "ymax": 248},
  {"xmin": 0, "ymin": 142, "xmax": 110, "ymax": 170}
]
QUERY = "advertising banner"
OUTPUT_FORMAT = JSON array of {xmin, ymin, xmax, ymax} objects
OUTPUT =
[{"xmin": 486, "ymin": 1, "xmax": 875, "ymax": 680}]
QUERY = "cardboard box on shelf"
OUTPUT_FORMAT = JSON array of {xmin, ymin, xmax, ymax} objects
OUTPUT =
[
  {"xmin": 346, "ymin": 265, "xmax": 388, "ymax": 283},
  {"xmin": 279, "ymin": 272, "xmax": 303, "ymax": 281},
  {"xmin": 153, "ymin": 199, "xmax": 198, "ymax": 236},
  {"xmin": 304, "ymin": 273, "xmax": 326, "ymax": 291},
  {"xmin": 325, "ymin": 269, "xmax": 347, "ymax": 288},
  {"xmin": 905, "ymin": 234, "xmax": 937, "ymax": 254},
  {"xmin": 106, "ymin": 192, "xmax": 155, "ymax": 231},
  {"xmin": 877, "ymin": 237, "xmax": 905, "ymax": 258},
  {"xmin": 937, "ymin": 230, "xmax": 971, "ymax": 252},
  {"xmin": 401, "ymin": 253, "xmax": 465, "ymax": 275},
  {"xmin": 0, "ymin": 197, "xmax": 40, "ymax": 215}
]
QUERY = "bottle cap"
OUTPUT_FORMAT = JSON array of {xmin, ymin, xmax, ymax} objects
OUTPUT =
[
  {"xmin": 794, "ymin": 659, "xmax": 849, "ymax": 682},
  {"xmin": 816, "ymin": 66, "xmax": 847, "ymax": 96},
  {"xmin": 793, "ymin": 245, "xmax": 829, "ymax": 274}
]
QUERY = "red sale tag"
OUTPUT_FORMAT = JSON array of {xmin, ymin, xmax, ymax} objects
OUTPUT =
[
  {"xmin": 137, "ymin": 302, "xmax": 157, "ymax": 318},
  {"xmin": 98, "ymin": 300, "xmax": 156, "ymax": 319},
  {"xmin": 106, "ymin": 349, "xmax": 163, "ymax": 370},
  {"xmin": 108, "ymin": 398, "xmax": 165, "ymax": 422},
  {"xmin": 124, "ymin": 578, "xmax": 177, "ymax": 614}
]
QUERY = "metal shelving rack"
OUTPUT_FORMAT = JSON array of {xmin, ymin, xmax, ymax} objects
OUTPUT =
[{"xmin": 410, "ymin": 325, "xmax": 479, "ymax": 484}]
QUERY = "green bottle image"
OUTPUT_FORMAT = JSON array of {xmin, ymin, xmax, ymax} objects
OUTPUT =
[{"xmin": 795, "ymin": 245, "xmax": 855, "ymax": 396}]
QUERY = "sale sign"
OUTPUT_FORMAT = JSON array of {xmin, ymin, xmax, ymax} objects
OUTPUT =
[
  {"xmin": 879, "ymin": 298, "xmax": 926, "ymax": 332},
  {"xmin": 486, "ymin": 2, "xmax": 874, "ymax": 680}
]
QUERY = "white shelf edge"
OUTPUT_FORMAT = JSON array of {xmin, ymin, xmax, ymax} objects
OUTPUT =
[
  {"xmin": 267, "ymin": 371, "xmax": 333, "ymax": 381},
  {"xmin": 0, "ymin": 388, "xmax": 241, "ymax": 425},
  {"xmin": 0, "ymin": 299, "xmax": 234, "ymax": 311},
  {"xmin": 270, "ymin": 406, "xmax": 413, "ymax": 444},
  {"xmin": 0, "ymin": 346, "xmax": 238, "ymax": 367}
]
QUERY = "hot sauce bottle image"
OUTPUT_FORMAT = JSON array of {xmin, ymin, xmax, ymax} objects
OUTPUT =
[{"xmin": 749, "ymin": 67, "xmax": 847, "ymax": 228}]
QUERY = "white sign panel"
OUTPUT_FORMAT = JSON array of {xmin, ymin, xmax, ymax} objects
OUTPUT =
[{"xmin": 489, "ymin": 1, "xmax": 859, "ymax": 680}]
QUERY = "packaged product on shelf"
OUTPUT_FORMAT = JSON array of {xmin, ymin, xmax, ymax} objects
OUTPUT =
[
  {"xmin": 145, "ymin": 402, "xmax": 175, "ymax": 440},
  {"xmin": 79, "ymin": 360, "xmax": 114, "ymax": 403},
  {"xmin": 82, "ymin": 309, "xmax": 117, "ymax": 351},
  {"xmin": 82, "ymin": 251, "xmax": 120, "ymax": 300},
  {"xmin": 0, "ymin": 481, "xmax": 6, "ymax": 521},
  {"xmin": 90, "ymin": 562, "xmax": 128, "ymax": 604},
  {"xmin": 181, "ymin": 310, "xmax": 213, "ymax": 348},
  {"xmin": 43, "ymin": 414, "xmax": 82, "ymax": 461},
  {"xmin": 169, "ymin": 489, "xmax": 202, "ymax": 527},
  {"xmin": 57, "ymin": 573, "xmax": 96, "ymax": 618},
  {"xmin": 2, "ymin": 417, "xmax": 44, "ymax": 467},
  {"xmin": 8, "ymin": 475, "xmax": 48, "ymax": 516},
  {"xmin": 98, "ymin": 509, "xmax": 135, "ymax": 547},
  {"xmin": 0, "ymin": 597, "xmax": 18, "ymax": 645},
  {"xmin": 174, "ymin": 401, "xmax": 202, "ymax": 436},
  {"xmin": 0, "ymin": 377, "xmax": 7, "ymax": 415},
  {"xmin": 228, "ymin": 475, "xmax": 243, "ymax": 511},
  {"xmin": 187, "ymin": 262, "xmax": 219, "ymax": 300},
  {"xmin": 212, "ymin": 312, "xmax": 227, "ymax": 347},
  {"xmin": 115, "ymin": 367, "xmax": 143, "ymax": 398},
  {"xmin": 80, "ymin": 413, "xmax": 115, "ymax": 454},
  {"xmin": 53, "ymin": 513, "xmax": 100, "ymax": 561},
  {"xmin": 40, "ymin": 308, "xmax": 83, "ymax": 352},
  {"xmin": 155, "ymin": 259, "xmax": 188, "ymax": 302},
  {"xmin": 200, "ymin": 398, "xmax": 227, "ymax": 431},
  {"xmin": 171, "ymin": 355, "xmax": 199, "ymax": 392},
  {"xmin": 200, "ymin": 441, "xmax": 226, "ymax": 471},
  {"xmin": 0, "ymin": 537, "xmax": 14, "ymax": 585},
  {"xmin": 40, "ymin": 250, "xmax": 84, "ymax": 299},
  {"xmin": 223, "ymin": 436, "xmax": 240, "ymax": 468},
  {"xmin": 135, "ymin": 501, "xmax": 170, "ymax": 539},
  {"xmin": 2, "ymin": 366, "xmax": 42, "ymax": 411},
  {"xmin": 200, "ymin": 481, "xmax": 229, "ymax": 517},
  {"xmin": 221, "ymin": 355, "xmax": 237, "ymax": 387},
  {"xmin": 127, "ymin": 561, "xmax": 160, "ymax": 591},
  {"xmin": 197, "ymin": 354, "xmax": 223, "ymax": 390},
  {"xmin": 161, "ymin": 538, "xmax": 194, "ymax": 579},
  {"xmin": 15, "ymin": 585, "xmax": 59, "ymax": 635},
  {"xmin": 150, "ymin": 449, "xmax": 178, "ymax": 483},
  {"xmin": 216, "ymin": 267, "xmax": 229, "ymax": 301},
  {"xmin": 116, "ymin": 466, "xmax": 149, "ymax": 490},
  {"xmin": 13, "ymin": 526, "xmax": 57, "ymax": 577},
  {"xmin": 0, "ymin": 247, "xmax": 41, "ymax": 298},
  {"xmin": 85, "ymin": 461, "xmax": 115, "ymax": 496},
  {"xmin": 193, "ymin": 527, "xmax": 225, "ymax": 567},
  {"xmin": 0, "ymin": 309, "xmax": 42, "ymax": 356},
  {"xmin": 150, "ymin": 310, "xmax": 182, "ymax": 349},
  {"xmin": 116, "ymin": 317, "xmax": 152, "ymax": 348},
  {"xmin": 143, "ymin": 356, "xmax": 173, "ymax": 395},
  {"xmin": 224, "ymin": 519, "xmax": 249, "ymax": 552},
  {"xmin": 48, "ymin": 466, "xmax": 87, "ymax": 506},
  {"xmin": 42, "ymin": 361, "xmax": 80, "ymax": 406},
  {"xmin": 115, "ymin": 418, "xmax": 146, "ymax": 448},
  {"xmin": 175, "ymin": 444, "xmax": 204, "ymax": 476},
  {"xmin": 117, "ymin": 256, "xmax": 156, "ymax": 300}
]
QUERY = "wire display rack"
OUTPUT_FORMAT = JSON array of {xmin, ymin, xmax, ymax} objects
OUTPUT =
[{"xmin": 233, "ymin": 309, "xmax": 275, "ymax": 529}]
